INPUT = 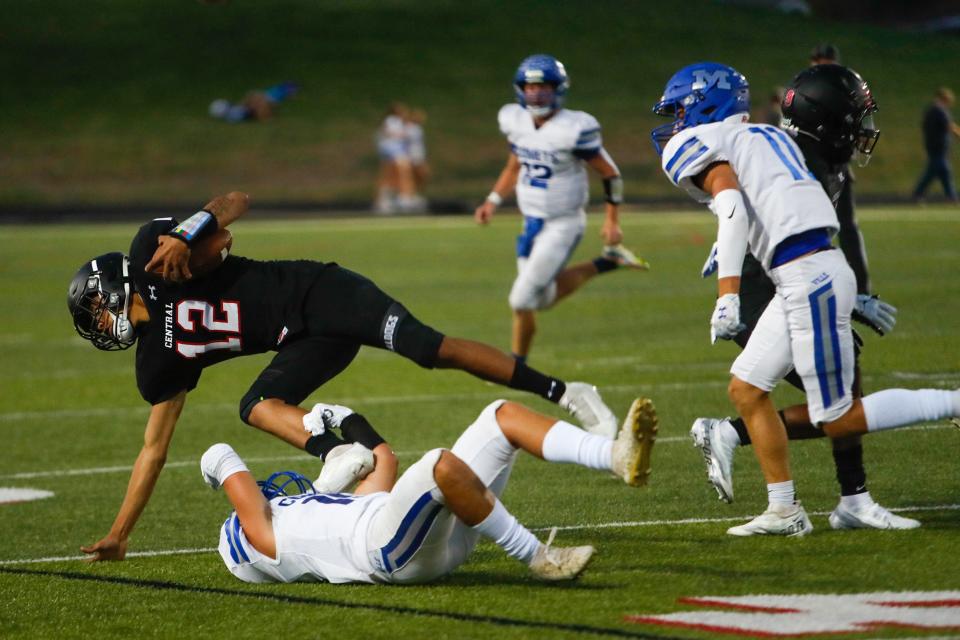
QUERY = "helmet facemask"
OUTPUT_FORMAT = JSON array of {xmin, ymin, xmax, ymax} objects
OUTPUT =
[{"xmin": 69, "ymin": 254, "xmax": 136, "ymax": 351}]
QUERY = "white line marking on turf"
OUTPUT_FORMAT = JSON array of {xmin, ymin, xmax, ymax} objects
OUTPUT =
[
  {"xmin": 2, "ymin": 422, "xmax": 954, "ymax": 480},
  {"xmin": 2, "ymin": 504, "xmax": 958, "ymax": 567}
]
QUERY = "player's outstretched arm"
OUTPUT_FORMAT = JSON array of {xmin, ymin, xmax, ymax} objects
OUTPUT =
[
  {"xmin": 586, "ymin": 150, "xmax": 623, "ymax": 245},
  {"xmin": 475, "ymin": 154, "xmax": 520, "ymax": 224},
  {"xmin": 81, "ymin": 391, "xmax": 186, "ymax": 561},
  {"xmin": 202, "ymin": 190, "xmax": 249, "ymax": 229}
]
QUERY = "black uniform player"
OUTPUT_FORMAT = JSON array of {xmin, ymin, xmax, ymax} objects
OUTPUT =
[
  {"xmin": 690, "ymin": 65, "xmax": 919, "ymax": 530},
  {"xmin": 67, "ymin": 191, "xmax": 625, "ymax": 561}
]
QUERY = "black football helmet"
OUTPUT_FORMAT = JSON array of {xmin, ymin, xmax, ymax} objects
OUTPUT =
[
  {"xmin": 780, "ymin": 64, "xmax": 879, "ymax": 165},
  {"xmin": 67, "ymin": 252, "xmax": 137, "ymax": 351}
]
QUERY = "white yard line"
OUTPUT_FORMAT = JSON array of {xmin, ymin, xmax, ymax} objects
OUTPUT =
[
  {"xmin": 2, "ymin": 503, "xmax": 958, "ymax": 567},
  {"xmin": 2, "ymin": 421, "xmax": 954, "ymax": 481}
]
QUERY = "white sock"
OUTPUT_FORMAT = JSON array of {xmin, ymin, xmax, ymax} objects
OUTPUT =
[
  {"xmin": 862, "ymin": 388, "xmax": 960, "ymax": 432},
  {"xmin": 767, "ymin": 480, "xmax": 795, "ymax": 508},
  {"xmin": 840, "ymin": 491, "xmax": 874, "ymax": 510},
  {"xmin": 541, "ymin": 420, "xmax": 613, "ymax": 471},
  {"xmin": 202, "ymin": 443, "xmax": 249, "ymax": 485},
  {"xmin": 471, "ymin": 499, "xmax": 541, "ymax": 564}
]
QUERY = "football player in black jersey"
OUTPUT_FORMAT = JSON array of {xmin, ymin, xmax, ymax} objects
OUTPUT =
[
  {"xmin": 67, "ymin": 191, "xmax": 628, "ymax": 560},
  {"xmin": 691, "ymin": 64, "xmax": 920, "ymax": 530}
]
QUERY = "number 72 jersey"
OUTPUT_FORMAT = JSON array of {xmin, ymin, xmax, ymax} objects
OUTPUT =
[
  {"xmin": 661, "ymin": 121, "xmax": 840, "ymax": 271},
  {"xmin": 127, "ymin": 218, "xmax": 329, "ymax": 404},
  {"xmin": 498, "ymin": 103, "xmax": 604, "ymax": 219}
]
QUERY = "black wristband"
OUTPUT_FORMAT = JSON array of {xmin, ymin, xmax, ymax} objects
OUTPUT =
[{"xmin": 340, "ymin": 413, "xmax": 386, "ymax": 450}]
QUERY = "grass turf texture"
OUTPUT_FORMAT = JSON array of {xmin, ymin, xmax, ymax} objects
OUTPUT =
[
  {"xmin": 1, "ymin": 209, "xmax": 959, "ymax": 638},
  {"xmin": 4, "ymin": 0, "xmax": 960, "ymax": 205}
]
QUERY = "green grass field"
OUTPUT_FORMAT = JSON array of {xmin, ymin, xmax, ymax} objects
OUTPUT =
[
  {"xmin": 1, "ymin": 209, "xmax": 959, "ymax": 638},
  {"xmin": 5, "ymin": 1, "xmax": 960, "ymax": 205}
]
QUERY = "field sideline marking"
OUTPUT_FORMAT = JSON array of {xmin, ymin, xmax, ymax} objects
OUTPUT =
[
  {"xmin": 3, "ymin": 421, "xmax": 955, "ymax": 480},
  {"xmin": 2, "ymin": 503, "xmax": 957, "ymax": 567}
]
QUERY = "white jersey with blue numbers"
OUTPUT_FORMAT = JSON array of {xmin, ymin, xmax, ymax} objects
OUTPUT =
[
  {"xmin": 661, "ymin": 121, "xmax": 839, "ymax": 270},
  {"xmin": 219, "ymin": 491, "xmax": 389, "ymax": 584},
  {"xmin": 499, "ymin": 103, "xmax": 603, "ymax": 219}
]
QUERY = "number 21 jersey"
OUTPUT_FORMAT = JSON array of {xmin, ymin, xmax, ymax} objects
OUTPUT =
[{"xmin": 661, "ymin": 121, "xmax": 839, "ymax": 271}]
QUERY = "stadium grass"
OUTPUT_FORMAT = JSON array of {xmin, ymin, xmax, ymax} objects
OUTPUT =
[
  {"xmin": 4, "ymin": 1, "xmax": 960, "ymax": 205},
  {"xmin": 1, "ymin": 209, "xmax": 959, "ymax": 638}
]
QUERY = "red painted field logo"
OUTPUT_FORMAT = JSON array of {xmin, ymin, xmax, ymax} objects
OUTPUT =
[{"xmin": 626, "ymin": 592, "xmax": 960, "ymax": 636}]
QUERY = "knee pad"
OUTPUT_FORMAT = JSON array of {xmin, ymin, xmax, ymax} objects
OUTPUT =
[{"xmin": 387, "ymin": 303, "xmax": 444, "ymax": 368}]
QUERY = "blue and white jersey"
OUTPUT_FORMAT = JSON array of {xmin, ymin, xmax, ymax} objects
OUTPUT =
[
  {"xmin": 499, "ymin": 104, "xmax": 603, "ymax": 219},
  {"xmin": 219, "ymin": 491, "xmax": 390, "ymax": 584},
  {"xmin": 661, "ymin": 121, "xmax": 839, "ymax": 270}
]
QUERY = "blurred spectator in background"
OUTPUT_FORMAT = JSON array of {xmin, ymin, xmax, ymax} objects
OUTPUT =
[
  {"xmin": 406, "ymin": 108, "xmax": 431, "ymax": 194},
  {"xmin": 810, "ymin": 42, "xmax": 840, "ymax": 65},
  {"xmin": 374, "ymin": 103, "xmax": 426, "ymax": 214},
  {"xmin": 758, "ymin": 86, "xmax": 785, "ymax": 126},
  {"xmin": 209, "ymin": 81, "xmax": 299, "ymax": 123},
  {"xmin": 912, "ymin": 87, "xmax": 960, "ymax": 203}
]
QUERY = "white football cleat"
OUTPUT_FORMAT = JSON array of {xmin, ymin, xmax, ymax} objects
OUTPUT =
[
  {"xmin": 314, "ymin": 443, "xmax": 375, "ymax": 493},
  {"xmin": 200, "ymin": 443, "xmax": 238, "ymax": 490},
  {"xmin": 602, "ymin": 244, "xmax": 650, "ymax": 270},
  {"xmin": 528, "ymin": 528, "xmax": 595, "ymax": 582},
  {"xmin": 727, "ymin": 502, "xmax": 812, "ymax": 537},
  {"xmin": 612, "ymin": 398, "xmax": 658, "ymax": 487},
  {"xmin": 559, "ymin": 382, "xmax": 619, "ymax": 439},
  {"xmin": 690, "ymin": 417, "xmax": 739, "ymax": 503},
  {"xmin": 829, "ymin": 501, "xmax": 921, "ymax": 530}
]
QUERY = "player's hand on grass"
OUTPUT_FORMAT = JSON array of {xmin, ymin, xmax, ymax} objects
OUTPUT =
[
  {"xmin": 600, "ymin": 219, "xmax": 623, "ymax": 246},
  {"xmin": 81, "ymin": 534, "xmax": 127, "ymax": 562},
  {"xmin": 853, "ymin": 294, "xmax": 897, "ymax": 336},
  {"xmin": 474, "ymin": 200, "xmax": 497, "ymax": 225},
  {"xmin": 710, "ymin": 293, "xmax": 746, "ymax": 344},
  {"xmin": 146, "ymin": 235, "xmax": 192, "ymax": 283}
]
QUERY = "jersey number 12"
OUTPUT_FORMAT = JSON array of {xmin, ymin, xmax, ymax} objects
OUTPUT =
[{"xmin": 176, "ymin": 300, "xmax": 242, "ymax": 358}]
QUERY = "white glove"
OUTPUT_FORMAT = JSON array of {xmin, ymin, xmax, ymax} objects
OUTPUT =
[
  {"xmin": 853, "ymin": 294, "xmax": 897, "ymax": 336},
  {"xmin": 302, "ymin": 403, "xmax": 355, "ymax": 436},
  {"xmin": 313, "ymin": 443, "xmax": 375, "ymax": 493},
  {"xmin": 701, "ymin": 241, "xmax": 719, "ymax": 278},
  {"xmin": 710, "ymin": 293, "xmax": 747, "ymax": 344}
]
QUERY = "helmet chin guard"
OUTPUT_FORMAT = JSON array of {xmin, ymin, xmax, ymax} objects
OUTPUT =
[{"xmin": 67, "ymin": 252, "xmax": 136, "ymax": 351}]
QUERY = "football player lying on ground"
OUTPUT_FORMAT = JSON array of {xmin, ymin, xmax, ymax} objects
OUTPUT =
[
  {"xmin": 67, "ymin": 191, "xmax": 621, "ymax": 561},
  {"xmin": 202, "ymin": 397, "xmax": 658, "ymax": 584},
  {"xmin": 651, "ymin": 62, "xmax": 960, "ymax": 537},
  {"xmin": 690, "ymin": 65, "xmax": 919, "ymax": 530}
]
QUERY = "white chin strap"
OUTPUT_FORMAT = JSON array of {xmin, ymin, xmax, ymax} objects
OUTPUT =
[{"xmin": 526, "ymin": 105, "xmax": 554, "ymax": 118}]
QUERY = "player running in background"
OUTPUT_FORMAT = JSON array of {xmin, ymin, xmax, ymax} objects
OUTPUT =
[
  {"xmin": 67, "ymin": 191, "xmax": 622, "ymax": 560},
  {"xmin": 475, "ymin": 54, "xmax": 648, "ymax": 366},
  {"xmin": 690, "ymin": 65, "xmax": 918, "ymax": 530},
  {"xmin": 202, "ymin": 397, "xmax": 657, "ymax": 584},
  {"xmin": 651, "ymin": 62, "xmax": 960, "ymax": 537}
]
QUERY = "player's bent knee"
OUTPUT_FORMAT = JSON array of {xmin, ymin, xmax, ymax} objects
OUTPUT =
[
  {"xmin": 394, "ymin": 315, "xmax": 444, "ymax": 369},
  {"xmin": 728, "ymin": 377, "xmax": 766, "ymax": 407},
  {"xmin": 239, "ymin": 392, "xmax": 264, "ymax": 425}
]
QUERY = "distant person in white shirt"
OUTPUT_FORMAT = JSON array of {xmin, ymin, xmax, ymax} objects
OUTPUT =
[
  {"xmin": 375, "ymin": 103, "xmax": 424, "ymax": 214},
  {"xmin": 474, "ymin": 54, "xmax": 648, "ymax": 374},
  {"xmin": 202, "ymin": 397, "xmax": 657, "ymax": 584}
]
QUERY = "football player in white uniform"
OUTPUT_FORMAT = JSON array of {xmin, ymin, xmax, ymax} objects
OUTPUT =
[
  {"xmin": 475, "ymin": 54, "xmax": 648, "ymax": 370},
  {"xmin": 652, "ymin": 62, "xmax": 960, "ymax": 537},
  {"xmin": 202, "ymin": 397, "xmax": 658, "ymax": 584}
]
